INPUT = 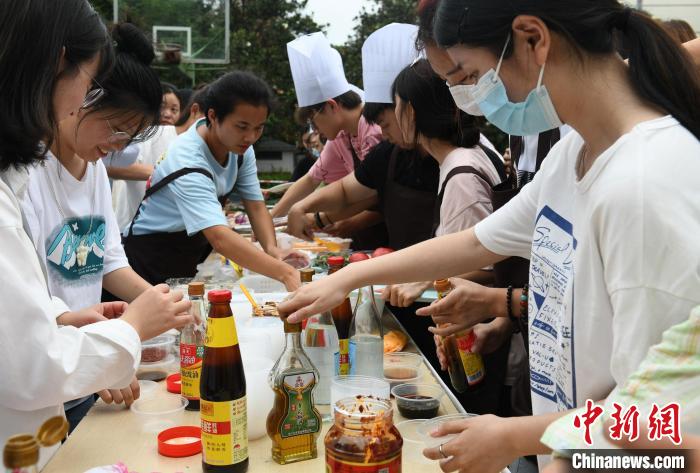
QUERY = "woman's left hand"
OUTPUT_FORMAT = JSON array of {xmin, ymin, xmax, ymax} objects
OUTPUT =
[{"xmin": 423, "ymin": 414, "xmax": 518, "ymax": 473}]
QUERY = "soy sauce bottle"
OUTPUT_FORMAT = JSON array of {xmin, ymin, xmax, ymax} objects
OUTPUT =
[
  {"xmin": 327, "ymin": 256, "xmax": 352, "ymax": 375},
  {"xmin": 201, "ymin": 290, "xmax": 248, "ymax": 473}
]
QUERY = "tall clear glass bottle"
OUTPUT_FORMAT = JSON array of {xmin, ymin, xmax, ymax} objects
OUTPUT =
[
  {"xmin": 266, "ymin": 317, "xmax": 322, "ymax": 464},
  {"xmin": 348, "ymin": 283, "xmax": 384, "ymax": 379},
  {"xmin": 181, "ymin": 281, "xmax": 206, "ymax": 411},
  {"xmin": 300, "ymin": 269, "xmax": 338, "ymax": 405}
]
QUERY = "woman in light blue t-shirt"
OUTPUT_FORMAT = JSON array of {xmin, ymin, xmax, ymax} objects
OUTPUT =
[{"xmin": 124, "ymin": 71, "xmax": 301, "ymax": 291}]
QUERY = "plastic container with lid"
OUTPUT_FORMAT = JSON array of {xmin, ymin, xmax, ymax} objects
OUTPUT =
[{"xmin": 325, "ymin": 396, "xmax": 402, "ymax": 472}]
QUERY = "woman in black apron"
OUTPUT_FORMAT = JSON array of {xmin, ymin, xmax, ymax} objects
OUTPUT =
[{"xmin": 123, "ymin": 71, "xmax": 300, "ymax": 291}]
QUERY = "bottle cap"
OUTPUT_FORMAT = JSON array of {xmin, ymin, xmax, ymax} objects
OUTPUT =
[
  {"xmin": 300, "ymin": 268, "xmax": 315, "ymax": 283},
  {"xmin": 282, "ymin": 317, "xmax": 302, "ymax": 333},
  {"xmin": 434, "ymin": 279, "xmax": 452, "ymax": 293},
  {"xmin": 207, "ymin": 289, "xmax": 232, "ymax": 303},
  {"xmin": 3, "ymin": 435, "xmax": 39, "ymax": 468},
  {"xmin": 327, "ymin": 256, "xmax": 345, "ymax": 267},
  {"xmin": 157, "ymin": 426, "xmax": 202, "ymax": 458},
  {"xmin": 188, "ymin": 282, "xmax": 205, "ymax": 297},
  {"xmin": 36, "ymin": 416, "xmax": 68, "ymax": 447},
  {"xmin": 166, "ymin": 373, "xmax": 182, "ymax": 394}
]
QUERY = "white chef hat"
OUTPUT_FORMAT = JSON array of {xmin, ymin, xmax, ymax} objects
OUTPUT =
[
  {"xmin": 362, "ymin": 23, "xmax": 420, "ymax": 104},
  {"xmin": 287, "ymin": 32, "xmax": 356, "ymax": 108}
]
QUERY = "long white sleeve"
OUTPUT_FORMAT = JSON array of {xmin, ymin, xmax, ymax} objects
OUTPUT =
[{"xmin": 0, "ymin": 172, "xmax": 141, "ymax": 450}]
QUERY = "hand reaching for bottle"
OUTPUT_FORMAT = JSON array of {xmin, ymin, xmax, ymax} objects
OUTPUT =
[
  {"xmin": 416, "ymin": 279, "xmax": 503, "ymax": 334},
  {"xmin": 433, "ymin": 319, "xmax": 512, "ymax": 371},
  {"xmin": 279, "ymin": 271, "xmax": 351, "ymax": 323},
  {"xmin": 120, "ymin": 284, "xmax": 193, "ymax": 341}
]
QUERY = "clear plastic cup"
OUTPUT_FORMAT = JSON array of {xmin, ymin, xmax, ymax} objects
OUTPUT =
[
  {"xmin": 330, "ymin": 375, "xmax": 390, "ymax": 408},
  {"xmin": 383, "ymin": 352, "xmax": 423, "ymax": 388},
  {"xmin": 417, "ymin": 413, "xmax": 478, "ymax": 449},
  {"xmin": 396, "ymin": 419, "xmax": 433, "ymax": 465},
  {"xmin": 130, "ymin": 396, "xmax": 188, "ymax": 433}
]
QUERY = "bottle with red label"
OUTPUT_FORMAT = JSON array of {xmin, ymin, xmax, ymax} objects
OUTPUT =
[
  {"xmin": 325, "ymin": 396, "xmax": 402, "ymax": 472},
  {"xmin": 434, "ymin": 279, "xmax": 485, "ymax": 391},
  {"xmin": 181, "ymin": 282, "xmax": 206, "ymax": 411},
  {"xmin": 201, "ymin": 289, "xmax": 248, "ymax": 473}
]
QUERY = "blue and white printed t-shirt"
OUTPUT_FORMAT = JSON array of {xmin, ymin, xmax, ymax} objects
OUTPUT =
[
  {"xmin": 129, "ymin": 119, "xmax": 264, "ymax": 237},
  {"xmin": 21, "ymin": 154, "xmax": 129, "ymax": 311},
  {"xmin": 475, "ymin": 116, "xmax": 700, "ymax": 465}
]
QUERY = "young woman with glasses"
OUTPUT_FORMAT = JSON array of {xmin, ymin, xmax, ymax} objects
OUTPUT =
[{"xmin": 20, "ymin": 22, "xmax": 164, "ymax": 432}]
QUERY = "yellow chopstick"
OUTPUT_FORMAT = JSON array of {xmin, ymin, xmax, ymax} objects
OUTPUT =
[{"xmin": 239, "ymin": 283, "xmax": 259, "ymax": 309}]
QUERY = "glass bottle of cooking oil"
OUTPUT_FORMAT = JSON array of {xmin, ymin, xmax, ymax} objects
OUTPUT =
[{"xmin": 266, "ymin": 316, "xmax": 322, "ymax": 464}]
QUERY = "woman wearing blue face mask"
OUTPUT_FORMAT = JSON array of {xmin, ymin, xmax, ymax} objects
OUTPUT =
[{"xmin": 278, "ymin": 0, "xmax": 700, "ymax": 471}]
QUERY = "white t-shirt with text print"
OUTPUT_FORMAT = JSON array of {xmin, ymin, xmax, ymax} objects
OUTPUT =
[{"xmin": 475, "ymin": 116, "xmax": 700, "ymax": 466}]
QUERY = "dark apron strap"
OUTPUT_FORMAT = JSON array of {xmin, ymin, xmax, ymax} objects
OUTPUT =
[
  {"xmin": 432, "ymin": 165, "xmax": 490, "ymax": 237},
  {"xmin": 477, "ymin": 143, "xmax": 508, "ymax": 183},
  {"xmin": 127, "ymin": 167, "xmax": 213, "ymax": 237}
]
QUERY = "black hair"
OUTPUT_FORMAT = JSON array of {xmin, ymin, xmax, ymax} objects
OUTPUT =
[
  {"xmin": 362, "ymin": 102, "xmax": 395, "ymax": 125},
  {"xmin": 295, "ymin": 90, "xmax": 363, "ymax": 125},
  {"xmin": 434, "ymin": 0, "xmax": 700, "ymax": 141},
  {"xmin": 161, "ymin": 82, "xmax": 178, "ymax": 96},
  {"xmin": 175, "ymin": 88, "xmax": 193, "ymax": 112},
  {"xmin": 662, "ymin": 19, "xmax": 697, "ymax": 44},
  {"xmin": 78, "ymin": 23, "xmax": 161, "ymax": 144},
  {"xmin": 0, "ymin": 0, "xmax": 111, "ymax": 170},
  {"xmin": 416, "ymin": 0, "xmax": 440, "ymax": 51},
  {"xmin": 203, "ymin": 71, "xmax": 276, "ymax": 126},
  {"xmin": 175, "ymin": 85, "xmax": 209, "ymax": 127},
  {"xmin": 392, "ymin": 58, "xmax": 479, "ymax": 148}
]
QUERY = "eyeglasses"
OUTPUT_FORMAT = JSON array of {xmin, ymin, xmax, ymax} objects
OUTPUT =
[
  {"xmin": 308, "ymin": 104, "xmax": 326, "ymax": 131},
  {"xmin": 79, "ymin": 66, "xmax": 105, "ymax": 109},
  {"xmin": 105, "ymin": 119, "xmax": 132, "ymax": 145}
]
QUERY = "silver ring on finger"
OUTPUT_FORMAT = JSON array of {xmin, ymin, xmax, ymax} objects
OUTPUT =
[{"xmin": 439, "ymin": 442, "xmax": 448, "ymax": 459}]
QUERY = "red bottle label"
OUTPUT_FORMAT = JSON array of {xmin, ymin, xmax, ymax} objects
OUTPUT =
[{"xmin": 180, "ymin": 343, "xmax": 202, "ymax": 401}]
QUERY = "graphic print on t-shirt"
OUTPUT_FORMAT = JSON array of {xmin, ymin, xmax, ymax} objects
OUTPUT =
[
  {"xmin": 45, "ymin": 216, "xmax": 106, "ymax": 284},
  {"xmin": 529, "ymin": 205, "xmax": 577, "ymax": 410}
]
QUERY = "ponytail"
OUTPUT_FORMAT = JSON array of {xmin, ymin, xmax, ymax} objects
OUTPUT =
[{"xmin": 623, "ymin": 9, "xmax": 700, "ymax": 140}]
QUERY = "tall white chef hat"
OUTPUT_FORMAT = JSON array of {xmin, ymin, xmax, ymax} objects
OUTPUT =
[
  {"xmin": 288, "ymin": 32, "xmax": 359, "ymax": 108},
  {"xmin": 362, "ymin": 23, "xmax": 420, "ymax": 104}
]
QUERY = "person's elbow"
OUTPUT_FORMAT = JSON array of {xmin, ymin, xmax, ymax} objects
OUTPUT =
[{"xmin": 203, "ymin": 226, "xmax": 231, "ymax": 255}]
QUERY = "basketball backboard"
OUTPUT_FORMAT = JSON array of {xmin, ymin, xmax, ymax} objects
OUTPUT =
[{"xmin": 113, "ymin": 0, "xmax": 230, "ymax": 64}]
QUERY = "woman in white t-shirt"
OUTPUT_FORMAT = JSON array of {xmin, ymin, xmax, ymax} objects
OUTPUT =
[
  {"xmin": 279, "ymin": 1, "xmax": 700, "ymax": 471},
  {"xmin": 21, "ymin": 23, "xmax": 171, "ymax": 432}
]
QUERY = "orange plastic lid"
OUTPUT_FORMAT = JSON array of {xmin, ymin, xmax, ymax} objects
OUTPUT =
[
  {"xmin": 157, "ymin": 426, "xmax": 201, "ymax": 458},
  {"xmin": 166, "ymin": 373, "xmax": 181, "ymax": 394}
]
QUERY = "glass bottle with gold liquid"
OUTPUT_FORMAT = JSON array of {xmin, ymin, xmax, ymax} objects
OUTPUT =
[{"xmin": 266, "ymin": 316, "xmax": 322, "ymax": 464}]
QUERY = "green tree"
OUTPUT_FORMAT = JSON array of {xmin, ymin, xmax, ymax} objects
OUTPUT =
[
  {"xmin": 336, "ymin": 0, "xmax": 417, "ymax": 87},
  {"xmin": 92, "ymin": 0, "xmax": 325, "ymax": 145}
]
